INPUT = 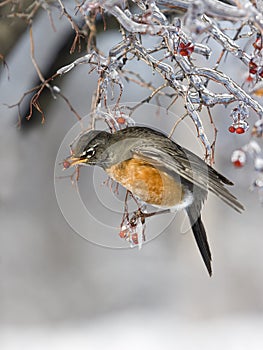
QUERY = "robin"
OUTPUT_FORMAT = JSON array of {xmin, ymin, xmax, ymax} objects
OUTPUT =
[{"xmin": 65, "ymin": 126, "xmax": 244, "ymax": 276}]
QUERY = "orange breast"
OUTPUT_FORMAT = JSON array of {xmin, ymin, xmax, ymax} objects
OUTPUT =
[{"xmin": 106, "ymin": 158, "xmax": 184, "ymax": 207}]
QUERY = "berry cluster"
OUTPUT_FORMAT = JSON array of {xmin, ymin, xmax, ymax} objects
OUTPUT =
[
  {"xmin": 228, "ymin": 103, "xmax": 249, "ymax": 134},
  {"xmin": 119, "ymin": 228, "xmax": 139, "ymax": 245},
  {"xmin": 228, "ymin": 125, "xmax": 247, "ymax": 134},
  {"xmin": 178, "ymin": 42, "xmax": 194, "ymax": 57},
  {"xmin": 119, "ymin": 212, "xmax": 145, "ymax": 249}
]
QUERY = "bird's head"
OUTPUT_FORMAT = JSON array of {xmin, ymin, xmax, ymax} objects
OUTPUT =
[{"xmin": 64, "ymin": 130, "xmax": 112, "ymax": 168}]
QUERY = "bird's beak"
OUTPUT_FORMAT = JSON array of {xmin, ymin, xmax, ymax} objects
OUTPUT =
[{"xmin": 63, "ymin": 156, "xmax": 87, "ymax": 169}]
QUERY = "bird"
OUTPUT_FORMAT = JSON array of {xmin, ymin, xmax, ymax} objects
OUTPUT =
[{"xmin": 65, "ymin": 126, "xmax": 244, "ymax": 276}]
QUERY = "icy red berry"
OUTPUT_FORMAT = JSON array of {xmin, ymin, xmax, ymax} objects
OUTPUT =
[
  {"xmin": 246, "ymin": 74, "xmax": 254, "ymax": 82},
  {"xmin": 131, "ymin": 233, "xmax": 138, "ymax": 244},
  {"xmin": 249, "ymin": 60, "xmax": 258, "ymax": 74},
  {"xmin": 235, "ymin": 127, "xmax": 245, "ymax": 134},
  {"xmin": 231, "ymin": 150, "xmax": 246, "ymax": 168},
  {"xmin": 63, "ymin": 160, "xmax": 71, "ymax": 169},
  {"xmin": 119, "ymin": 229, "xmax": 128, "ymax": 239},
  {"xmin": 228, "ymin": 126, "xmax": 236, "ymax": 133},
  {"xmin": 253, "ymin": 37, "xmax": 262, "ymax": 51},
  {"xmin": 116, "ymin": 116, "xmax": 126, "ymax": 125},
  {"xmin": 178, "ymin": 42, "xmax": 194, "ymax": 56},
  {"xmin": 119, "ymin": 231, "xmax": 125, "ymax": 238},
  {"xmin": 233, "ymin": 160, "xmax": 243, "ymax": 167}
]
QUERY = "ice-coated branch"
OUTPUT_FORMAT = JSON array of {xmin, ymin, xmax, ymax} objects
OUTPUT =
[
  {"xmin": 201, "ymin": 15, "xmax": 251, "ymax": 66},
  {"xmin": 195, "ymin": 67, "xmax": 263, "ymax": 118},
  {"xmin": 156, "ymin": 0, "xmax": 247, "ymax": 20},
  {"xmin": 56, "ymin": 53, "xmax": 103, "ymax": 75},
  {"xmin": 186, "ymin": 94, "xmax": 212, "ymax": 159}
]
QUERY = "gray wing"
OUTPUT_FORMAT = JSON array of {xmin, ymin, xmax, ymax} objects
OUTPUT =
[{"xmin": 131, "ymin": 144, "xmax": 244, "ymax": 213}]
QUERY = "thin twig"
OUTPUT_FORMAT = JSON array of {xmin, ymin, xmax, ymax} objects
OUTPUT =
[{"xmin": 168, "ymin": 112, "xmax": 188, "ymax": 138}]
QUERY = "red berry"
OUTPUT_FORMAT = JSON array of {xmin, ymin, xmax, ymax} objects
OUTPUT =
[
  {"xmin": 63, "ymin": 160, "xmax": 71, "ymax": 169},
  {"xmin": 253, "ymin": 38, "xmax": 262, "ymax": 51},
  {"xmin": 116, "ymin": 116, "xmax": 126, "ymax": 125},
  {"xmin": 178, "ymin": 42, "xmax": 194, "ymax": 57},
  {"xmin": 119, "ymin": 229, "xmax": 128, "ymax": 239},
  {"xmin": 132, "ymin": 233, "xmax": 138, "ymax": 244},
  {"xmin": 231, "ymin": 150, "xmax": 246, "ymax": 168},
  {"xmin": 233, "ymin": 160, "xmax": 243, "ymax": 168},
  {"xmin": 249, "ymin": 68, "xmax": 257, "ymax": 75},
  {"xmin": 236, "ymin": 127, "xmax": 245, "ymax": 134},
  {"xmin": 178, "ymin": 49, "xmax": 187, "ymax": 56},
  {"xmin": 246, "ymin": 74, "xmax": 254, "ymax": 82},
  {"xmin": 228, "ymin": 126, "xmax": 236, "ymax": 133},
  {"xmin": 249, "ymin": 60, "xmax": 258, "ymax": 74}
]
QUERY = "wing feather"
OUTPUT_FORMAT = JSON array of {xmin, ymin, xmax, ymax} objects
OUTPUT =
[{"xmin": 132, "ymin": 145, "xmax": 244, "ymax": 213}]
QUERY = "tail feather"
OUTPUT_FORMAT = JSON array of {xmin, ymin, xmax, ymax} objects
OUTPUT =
[{"xmin": 187, "ymin": 209, "xmax": 212, "ymax": 276}]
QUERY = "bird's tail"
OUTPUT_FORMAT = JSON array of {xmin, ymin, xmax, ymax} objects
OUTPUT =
[{"xmin": 186, "ymin": 208, "xmax": 212, "ymax": 276}]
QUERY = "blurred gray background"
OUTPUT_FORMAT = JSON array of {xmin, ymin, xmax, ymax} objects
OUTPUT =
[{"xmin": 1, "ymin": 6, "xmax": 263, "ymax": 350}]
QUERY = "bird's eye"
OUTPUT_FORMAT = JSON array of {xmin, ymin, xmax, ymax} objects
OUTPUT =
[{"xmin": 82, "ymin": 147, "xmax": 95, "ymax": 158}]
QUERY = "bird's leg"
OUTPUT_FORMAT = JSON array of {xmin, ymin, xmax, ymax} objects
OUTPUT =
[
  {"xmin": 120, "ymin": 190, "xmax": 131, "ymax": 228},
  {"xmin": 130, "ymin": 208, "xmax": 170, "ymax": 222},
  {"xmin": 136, "ymin": 208, "xmax": 171, "ymax": 219},
  {"xmin": 128, "ymin": 208, "xmax": 170, "ymax": 228}
]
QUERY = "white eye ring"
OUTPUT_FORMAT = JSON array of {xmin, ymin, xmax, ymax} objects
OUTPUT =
[{"xmin": 82, "ymin": 147, "xmax": 95, "ymax": 158}]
